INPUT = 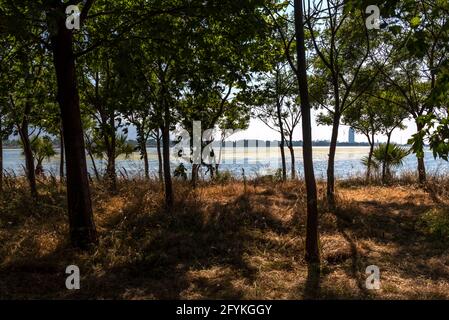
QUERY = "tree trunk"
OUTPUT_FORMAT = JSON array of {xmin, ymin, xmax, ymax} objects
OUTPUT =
[
  {"xmin": 276, "ymin": 78, "xmax": 287, "ymax": 182},
  {"xmin": 326, "ymin": 113, "xmax": 340, "ymax": 209},
  {"xmin": 416, "ymin": 120, "xmax": 427, "ymax": 184},
  {"xmin": 0, "ymin": 118, "xmax": 3, "ymax": 193},
  {"xmin": 162, "ymin": 124, "xmax": 173, "ymax": 210},
  {"xmin": 156, "ymin": 130, "xmax": 163, "ymax": 182},
  {"xmin": 88, "ymin": 150, "xmax": 100, "ymax": 181},
  {"xmin": 366, "ymin": 133, "xmax": 374, "ymax": 182},
  {"xmin": 382, "ymin": 132, "xmax": 392, "ymax": 184},
  {"xmin": 192, "ymin": 163, "xmax": 199, "ymax": 188},
  {"xmin": 294, "ymin": 0, "xmax": 320, "ymax": 264},
  {"xmin": 141, "ymin": 138, "xmax": 150, "ymax": 180},
  {"xmin": 49, "ymin": 12, "xmax": 97, "ymax": 249},
  {"xmin": 278, "ymin": 138, "xmax": 287, "ymax": 181},
  {"xmin": 59, "ymin": 125, "xmax": 65, "ymax": 181},
  {"xmin": 288, "ymin": 136, "xmax": 296, "ymax": 179},
  {"xmin": 105, "ymin": 116, "xmax": 117, "ymax": 192},
  {"xmin": 17, "ymin": 102, "xmax": 37, "ymax": 198}
]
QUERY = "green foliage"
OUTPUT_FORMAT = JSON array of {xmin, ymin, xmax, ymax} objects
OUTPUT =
[
  {"xmin": 419, "ymin": 208, "xmax": 449, "ymax": 242},
  {"xmin": 174, "ymin": 163, "xmax": 188, "ymax": 181},
  {"xmin": 215, "ymin": 170, "xmax": 233, "ymax": 184},
  {"xmin": 409, "ymin": 114, "xmax": 449, "ymax": 161},
  {"xmin": 87, "ymin": 132, "xmax": 134, "ymax": 160},
  {"xmin": 274, "ymin": 168, "xmax": 284, "ymax": 183},
  {"xmin": 362, "ymin": 143, "xmax": 409, "ymax": 173},
  {"xmin": 20, "ymin": 135, "xmax": 56, "ymax": 174},
  {"xmin": 30, "ymin": 136, "xmax": 56, "ymax": 163}
]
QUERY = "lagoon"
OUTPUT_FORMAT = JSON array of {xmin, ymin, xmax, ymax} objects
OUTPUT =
[{"xmin": 2, "ymin": 146, "xmax": 448, "ymax": 179}]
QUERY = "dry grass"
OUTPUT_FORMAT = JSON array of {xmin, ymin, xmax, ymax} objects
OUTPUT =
[{"xmin": 0, "ymin": 175, "xmax": 448, "ymax": 300}]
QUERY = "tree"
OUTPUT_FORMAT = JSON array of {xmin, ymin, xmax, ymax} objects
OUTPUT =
[
  {"xmin": 115, "ymin": 41, "xmax": 165, "ymax": 181},
  {"xmin": 363, "ymin": 143, "xmax": 409, "ymax": 181},
  {"xmin": 368, "ymin": 0, "xmax": 449, "ymax": 183},
  {"xmin": 6, "ymin": 43, "xmax": 51, "ymax": 198},
  {"xmin": 0, "ymin": 32, "xmax": 16, "ymax": 193},
  {"xmin": 342, "ymin": 76, "xmax": 408, "ymax": 182},
  {"xmin": 294, "ymin": 0, "xmax": 320, "ymax": 264},
  {"xmin": 47, "ymin": 0, "xmax": 98, "ymax": 248},
  {"xmin": 0, "ymin": 104, "xmax": 12, "ymax": 193},
  {"xmin": 266, "ymin": 0, "xmax": 320, "ymax": 263},
  {"xmin": 304, "ymin": 0, "xmax": 372, "ymax": 208},
  {"xmin": 248, "ymin": 61, "xmax": 300, "ymax": 181},
  {"xmin": 29, "ymin": 136, "xmax": 57, "ymax": 176},
  {"xmin": 79, "ymin": 48, "xmax": 125, "ymax": 192},
  {"xmin": 87, "ymin": 133, "xmax": 134, "ymax": 168},
  {"xmin": 342, "ymin": 95, "xmax": 382, "ymax": 181}
]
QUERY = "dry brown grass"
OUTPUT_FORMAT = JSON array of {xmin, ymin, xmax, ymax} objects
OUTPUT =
[{"xmin": 0, "ymin": 176, "xmax": 448, "ymax": 299}]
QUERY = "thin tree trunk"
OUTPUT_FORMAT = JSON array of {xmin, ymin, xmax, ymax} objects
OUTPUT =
[
  {"xmin": 88, "ymin": 150, "xmax": 100, "ymax": 181},
  {"xmin": 156, "ymin": 130, "xmax": 163, "ymax": 182},
  {"xmin": 49, "ymin": 10, "xmax": 97, "ymax": 249},
  {"xmin": 416, "ymin": 120, "xmax": 427, "ymax": 184},
  {"xmin": 59, "ymin": 126, "xmax": 65, "ymax": 181},
  {"xmin": 366, "ymin": 133, "xmax": 374, "ymax": 182},
  {"xmin": 294, "ymin": 0, "xmax": 320, "ymax": 264},
  {"xmin": 162, "ymin": 123, "xmax": 173, "ymax": 210},
  {"xmin": 278, "ymin": 137, "xmax": 287, "ymax": 181},
  {"xmin": 288, "ymin": 136, "xmax": 296, "ymax": 179},
  {"xmin": 382, "ymin": 132, "xmax": 392, "ymax": 184},
  {"xmin": 327, "ymin": 114, "xmax": 340, "ymax": 209},
  {"xmin": 141, "ymin": 138, "xmax": 150, "ymax": 180},
  {"xmin": 17, "ymin": 102, "xmax": 37, "ymax": 198},
  {"xmin": 191, "ymin": 163, "xmax": 199, "ymax": 187},
  {"xmin": 0, "ymin": 117, "xmax": 3, "ymax": 193},
  {"xmin": 105, "ymin": 115, "xmax": 117, "ymax": 191},
  {"xmin": 276, "ymin": 73, "xmax": 287, "ymax": 182}
]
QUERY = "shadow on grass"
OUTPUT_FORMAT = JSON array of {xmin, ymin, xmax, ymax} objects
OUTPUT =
[{"xmin": 0, "ymin": 188, "xmax": 293, "ymax": 299}]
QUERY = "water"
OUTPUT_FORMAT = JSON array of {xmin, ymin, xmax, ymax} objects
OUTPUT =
[{"xmin": 2, "ymin": 146, "xmax": 448, "ymax": 179}]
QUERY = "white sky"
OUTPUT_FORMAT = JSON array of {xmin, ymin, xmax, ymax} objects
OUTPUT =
[{"xmin": 230, "ymin": 109, "xmax": 416, "ymax": 144}]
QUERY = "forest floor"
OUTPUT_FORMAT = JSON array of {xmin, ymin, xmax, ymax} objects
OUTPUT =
[{"xmin": 0, "ymin": 175, "xmax": 448, "ymax": 299}]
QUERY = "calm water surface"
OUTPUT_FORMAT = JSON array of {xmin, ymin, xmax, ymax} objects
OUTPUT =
[{"xmin": 2, "ymin": 146, "xmax": 448, "ymax": 179}]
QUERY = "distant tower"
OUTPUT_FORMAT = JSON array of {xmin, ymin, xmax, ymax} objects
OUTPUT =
[{"xmin": 348, "ymin": 128, "xmax": 355, "ymax": 144}]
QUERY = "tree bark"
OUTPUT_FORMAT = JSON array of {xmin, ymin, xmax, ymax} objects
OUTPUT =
[
  {"xmin": 88, "ymin": 149, "xmax": 100, "ymax": 181},
  {"xmin": 0, "ymin": 116, "xmax": 3, "ymax": 193},
  {"xmin": 17, "ymin": 102, "xmax": 37, "ymax": 198},
  {"xmin": 156, "ymin": 130, "xmax": 163, "ymax": 182},
  {"xmin": 105, "ymin": 115, "xmax": 117, "ymax": 192},
  {"xmin": 294, "ymin": 0, "xmax": 320, "ymax": 264},
  {"xmin": 382, "ymin": 132, "xmax": 392, "ymax": 184},
  {"xmin": 160, "ymin": 77, "xmax": 173, "ymax": 209},
  {"xmin": 288, "ymin": 136, "xmax": 296, "ymax": 179},
  {"xmin": 191, "ymin": 163, "xmax": 199, "ymax": 187},
  {"xmin": 49, "ymin": 10, "xmax": 97, "ymax": 249},
  {"xmin": 141, "ymin": 137, "xmax": 150, "ymax": 180},
  {"xmin": 326, "ymin": 113, "xmax": 340, "ymax": 209},
  {"xmin": 59, "ymin": 125, "xmax": 65, "ymax": 181},
  {"xmin": 366, "ymin": 133, "xmax": 374, "ymax": 182},
  {"xmin": 275, "ymin": 72, "xmax": 287, "ymax": 182},
  {"xmin": 416, "ymin": 120, "xmax": 427, "ymax": 184},
  {"xmin": 162, "ymin": 123, "xmax": 173, "ymax": 210},
  {"xmin": 278, "ymin": 136, "xmax": 287, "ymax": 181}
]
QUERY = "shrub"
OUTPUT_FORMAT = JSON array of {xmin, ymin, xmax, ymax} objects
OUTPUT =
[
  {"xmin": 215, "ymin": 170, "xmax": 233, "ymax": 184},
  {"xmin": 419, "ymin": 208, "xmax": 449, "ymax": 242}
]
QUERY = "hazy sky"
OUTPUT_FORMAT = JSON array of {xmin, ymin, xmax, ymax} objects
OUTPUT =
[
  {"xmin": 126, "ymin": 111, "xmax": 416, "ymax": 144},
  {"xmin": 230, "ymin": 110, "xmax": 416, "ymax": 144}
]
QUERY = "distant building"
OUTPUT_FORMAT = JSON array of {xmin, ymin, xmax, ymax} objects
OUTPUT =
[{"xmin": 348, "ymin": 128, "xmax": 355, "ymax": 144}]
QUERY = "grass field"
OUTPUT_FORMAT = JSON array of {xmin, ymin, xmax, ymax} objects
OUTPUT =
[{"xmin": 0, "ymin": 176, "xmax": 448, "ymax": 299}]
